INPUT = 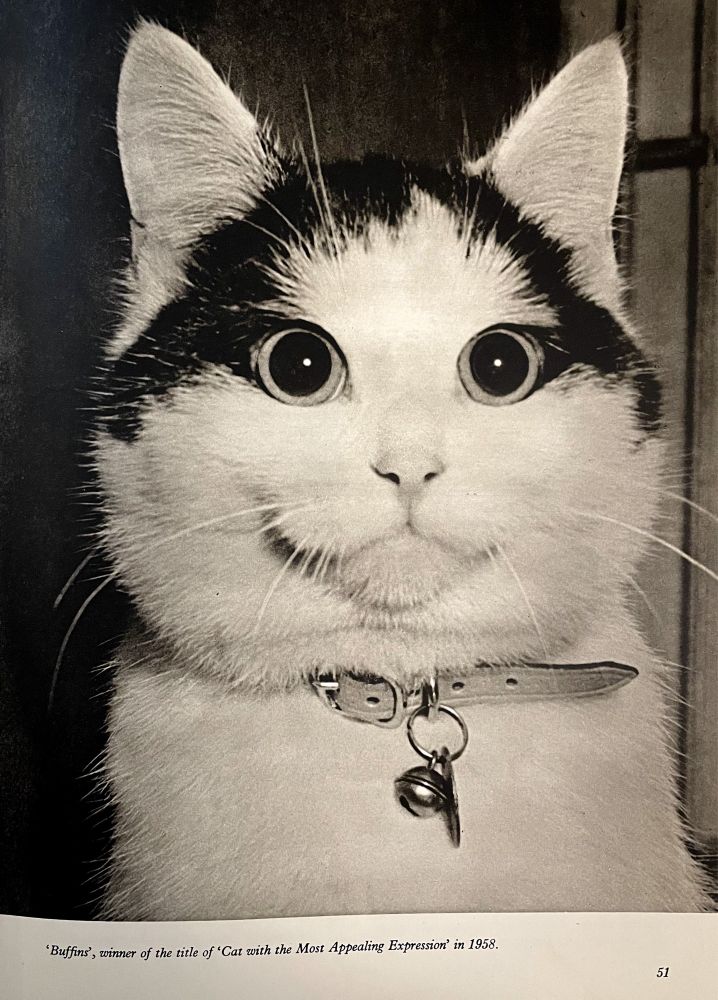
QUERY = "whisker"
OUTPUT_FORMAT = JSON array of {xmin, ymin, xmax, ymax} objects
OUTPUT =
[
  {"xmin": 306, "ymin": 544, "xmax": 322, "ymax": 579},
  {"xmin": 571, "ymin": 509, "xmax": 718, "ymax": 585},
  {"xmin": 625, "ymin": 573, "xmax": 661, "ymax": 624},
  {"xmin": 50, "ymin": 573, "xmax": 118, "ymax": 711},
  {"xmin": 54, "ymin": 547, "xmax": 100, "ymax": 609},
  {"xmin": 250, "ymin": 535, "xmax": 309, "ymax": 636},
  {"xmin": 126, "ymin": 503, "xmax": 292, "ymax": 548},
  {"xmin": 574, "ymin": 536, "xmax": 661, "ymax": 624},
  {"xmin": 252, "ymin": 508, "xmax": 309, "ymax": 539},
  {"xmin": 461, "ymin": 171, "xmax": 470, "ymax": 245},
  {"xmin": 240, "ymin": 217, "xmax": 298, "ymax": 258},
  {"xmin": 320, "ymin": 544, "xmax": 335, "ymax": 586},
  {"xmin": 295, "ymin": 137, "xmax": 328, "ymax": 235},
  {"xmin": 302, "ymin": 84, "xmax": 342, "ymax": 260},
  {"xmin": 661, "ymin": 490, "xmax": 718, "ymax": 527},
  {"xmin": 314, "ymin": 543, "xmax": 335, "ymax": 587},
  {"xmin": 50, "ymin": 503, "xmax": 313, "ymax": 710},
  {"xmin": 494, "ymin": 541, "xmax": 550, "ymax": 658},
  {"xmin": 253, "ymin": 191, "xmax": 315, "ymax": 255},
  {"xmin": 296, "ymin": 542, "xmax": 317, "ymax": 582},
  {"xmin": 335, "ymin": 541, "xmax": 347, "ymax": 578},
  {"xmin": 310, "ymin": 544, "xmax": 327, "ymax": 584}
]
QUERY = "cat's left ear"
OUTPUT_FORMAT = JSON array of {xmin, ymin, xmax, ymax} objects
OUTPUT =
[
  {"xmin": 467, "ymin": 39, "xmax": 628, "ymax": 300},
  {"xmin": 118, "ymin": 22, "xmax": 269, "ymax": 253}
]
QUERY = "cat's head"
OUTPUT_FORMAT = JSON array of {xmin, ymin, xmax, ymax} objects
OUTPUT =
[{"xmin": 95, "ymin": 23, "xmax": 663, "ymax": 688}]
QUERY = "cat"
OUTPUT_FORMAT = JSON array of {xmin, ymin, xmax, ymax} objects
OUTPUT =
[{"xmin": 93, "ymin": 22, "xmax": 712, "ymax": 918}]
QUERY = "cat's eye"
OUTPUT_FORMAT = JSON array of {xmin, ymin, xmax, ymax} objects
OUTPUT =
[
  {"xmin": 458, "ymin": 327, "xmax": 543, "ymax": 405},
  {"xmin": 252, "ymin": 326, "xmax": 346, "ymax": 406}
]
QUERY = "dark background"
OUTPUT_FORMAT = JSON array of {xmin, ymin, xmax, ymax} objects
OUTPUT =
[{"xmin": 0, "ymin": 0, "xmax": 569, "ymax": 917}]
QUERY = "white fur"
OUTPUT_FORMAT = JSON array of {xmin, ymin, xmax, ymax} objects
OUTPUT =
[
  {"xmin": 96, "ymin": 194, "xmax": 661, "ymax": 689},
  {"xmin": 96, "ymin": 27, "xmax": 712, "ymax": 917},
  {"xmin": 104, "ymin": 621, "xmax": 708, "ymax": 918}
]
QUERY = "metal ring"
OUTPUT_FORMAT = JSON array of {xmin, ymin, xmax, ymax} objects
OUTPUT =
[{"xmin": 406, "ymin": 703, "xmax": 469, "ymax": 762}]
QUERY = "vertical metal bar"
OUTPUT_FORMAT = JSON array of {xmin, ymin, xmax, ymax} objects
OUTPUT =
[
  {"xmin": 616, "ymin": 0, "xmax": 641, "ymax": 284},
  {"xmin": 683, "ymin": 0, "xmax": 718, "ymax": 862},
  {"xmin": 678, "ymin": 0, "xmax": 705, "ymax": 806}
]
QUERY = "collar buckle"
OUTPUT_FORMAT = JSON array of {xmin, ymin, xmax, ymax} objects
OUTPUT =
[{"xmin": 310, "ymin": 671, "xmax": 410, "ymax": 728}]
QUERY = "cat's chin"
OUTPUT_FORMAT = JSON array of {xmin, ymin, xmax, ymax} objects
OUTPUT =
[{"xmin": 332, "ymin": 529, "xmax": 489, "ymax": 611}]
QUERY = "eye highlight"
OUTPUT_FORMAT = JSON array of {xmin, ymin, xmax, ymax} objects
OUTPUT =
[
  {"xmin": 253, "ymin": 326, "xmax": 346, "ymax": 406},
  {"xmin": 458, "ymin": 327, "xmax": 544, "ymax": 405}
]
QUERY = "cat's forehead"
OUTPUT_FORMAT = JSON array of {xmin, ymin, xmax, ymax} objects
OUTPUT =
[
  {"xmin": 263, "ymin": 188, "xmax": 556, "ymax": 361},
  {"xmin": 102, "ymin": 149, "xmax": 660, "ymax": 443}
]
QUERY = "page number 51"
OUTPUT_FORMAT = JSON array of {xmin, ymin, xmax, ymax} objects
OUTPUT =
[{"xmin": 656, "ymin": 967, "xmax": 670, "ymax": 978}]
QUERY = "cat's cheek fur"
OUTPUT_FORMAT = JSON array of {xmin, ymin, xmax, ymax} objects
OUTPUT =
[{"xmin": 95, "ymin": 369, "xmax": 662, "ymax": 689}]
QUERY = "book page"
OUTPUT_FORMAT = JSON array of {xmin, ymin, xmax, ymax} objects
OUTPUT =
[{"xmin": 1, "ymin": 1, "xmax": 716, "ymax": 997}]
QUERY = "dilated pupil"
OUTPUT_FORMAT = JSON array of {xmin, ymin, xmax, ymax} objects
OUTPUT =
[
  {"xmin": 470, "ymin": 332, "xmax": 530, "ymax": 396},
  {"xmin": 269, "ymin": 332, "xmax": 332, "ymax": 396}
]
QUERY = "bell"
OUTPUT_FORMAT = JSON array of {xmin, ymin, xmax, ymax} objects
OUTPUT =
[{"xmin": 394, "ymin": 765, "xmax": 447, "ymax": 818}]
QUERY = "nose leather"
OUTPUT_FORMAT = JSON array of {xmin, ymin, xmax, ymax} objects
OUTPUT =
[
  {"xmin": 372, "ymin": 460, "xmax": 442, "ymax": 488},
  {"xmin": 372, "ymin": 456, "xmax": 444, "ymax": 505},
  {"xmin": 372, "ymin": 402, "xmax": 445, "ymax": 500}
]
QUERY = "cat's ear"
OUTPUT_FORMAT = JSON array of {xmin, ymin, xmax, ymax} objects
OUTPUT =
[
  {"xmin": 467, "ymin": 39, "xmax": 628, "ymax": 299},
  {"xmin": 117, "ymin": 22, "xmax": 268, "ymax": 252}
]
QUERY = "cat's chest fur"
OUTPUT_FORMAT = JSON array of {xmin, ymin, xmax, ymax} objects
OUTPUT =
[{"xmin": 103, "ymin": 617, "xmax": 708, "ymax": 919}]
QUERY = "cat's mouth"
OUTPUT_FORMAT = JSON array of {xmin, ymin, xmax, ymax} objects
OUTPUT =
[{"xmin": 263, "ymin": 521, "xmax": 490, "ymax": 611}]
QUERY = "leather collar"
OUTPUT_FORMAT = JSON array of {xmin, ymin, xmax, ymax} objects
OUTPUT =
[{"xmin": 309, "ymin": 661, "xmax": 638, "ymax": 728}]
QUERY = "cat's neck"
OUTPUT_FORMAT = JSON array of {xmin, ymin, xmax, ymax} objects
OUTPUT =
[{"xmin": 119, "ymin": 597, "xmax": 655, "ymax": 695}]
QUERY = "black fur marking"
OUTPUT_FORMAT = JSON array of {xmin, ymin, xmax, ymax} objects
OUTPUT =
[
  {"xmin": 100, "ymin": 154, "xmax": 660, "ymax": 442},
  {"xmin": 452, "ymin": 175, "xmax": 660, "ymax": 432}
]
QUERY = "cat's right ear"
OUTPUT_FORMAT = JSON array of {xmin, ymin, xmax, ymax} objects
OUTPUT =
[
  {"xmin": 117, "ymin": 22, "xmax": 267, "ymax": 255},
  {"xmin": 465, "ymin": 39, "xmax": 628, "ymax": 308}
]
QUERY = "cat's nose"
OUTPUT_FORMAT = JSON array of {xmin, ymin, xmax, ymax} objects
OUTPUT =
[{"xmin": 371, "ymin": 455, "xmax": 444, "ymax": 503}]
